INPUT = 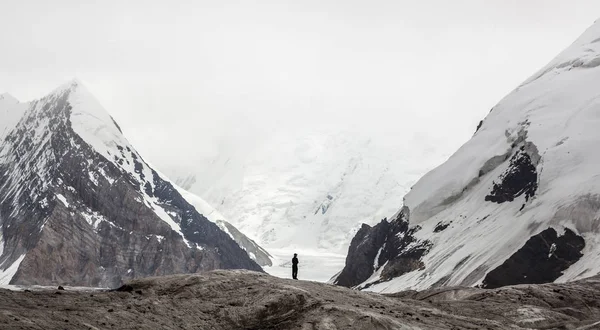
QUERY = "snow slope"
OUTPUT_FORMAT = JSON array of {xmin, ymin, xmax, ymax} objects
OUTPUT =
[{"xmin": 350, "ymin": 19, "xmax": 600, "ymax": 293}]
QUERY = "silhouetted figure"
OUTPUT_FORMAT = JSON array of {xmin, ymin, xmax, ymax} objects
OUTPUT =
[{"xmin": 292, "ymin": 253, "xmax": 299, "ymax": 280}]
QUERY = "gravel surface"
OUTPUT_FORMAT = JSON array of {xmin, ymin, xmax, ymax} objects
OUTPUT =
[{"xmin": 1, "ymin": 270, "xmax": 600, "ymax": 329}]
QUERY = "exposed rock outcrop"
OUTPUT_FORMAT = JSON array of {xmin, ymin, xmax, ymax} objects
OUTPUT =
[
  {"xmin": 482, "ymin": 228, "xmax": 585, "ymax": 289},
  {"xmin": 332, "ymin": 222, "xmax": 389, "ymax": 287},
  {"xmin": 334, "ymin": 209, "xmax": 431, "ymax": 288},
  {"xmin": 433, "ymin": 221, "xmax": 451, "ymax": 233},
  {"xmin": 485, "ymin": 145, "xmax": 539, "ymax": 204}
]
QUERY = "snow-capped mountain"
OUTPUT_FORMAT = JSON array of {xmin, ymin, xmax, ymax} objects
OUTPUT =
[
  {"xmin": 0, "ymin": 79, "xmax": 262, "ymax": 287},
  {"xmin": 334, "ymin": 19, "xmax": 600, "ymax": 293},
  {"xmin": 166, "ymin": 130, "xmax": 446, "ymax": 257}
]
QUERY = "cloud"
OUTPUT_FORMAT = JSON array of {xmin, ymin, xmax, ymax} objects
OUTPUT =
[{"xmin": 1, "ymin": 0, "xmax": 599, "ymax": 172}]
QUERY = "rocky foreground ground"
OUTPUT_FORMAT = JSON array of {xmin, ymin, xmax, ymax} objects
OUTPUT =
[{"xmin": 1, "ymin": 270, "xmax": 600, "ymax": 329}]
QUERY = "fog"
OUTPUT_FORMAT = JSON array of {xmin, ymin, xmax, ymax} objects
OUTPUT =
[{"xmin": 1, "ymin": 0, "xmax": 600, "ymax": 171}]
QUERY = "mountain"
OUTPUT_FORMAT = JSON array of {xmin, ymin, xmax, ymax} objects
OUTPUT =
[
  {"xmin": 334, "ymin": 20, "xmax": 600, "ymax": 292},
  {"xmin": 0, "ymin": 79, "xmax": 262, "ymax": 287},
  {"xmin": 165, "ymin": 130, "xmax": 446, "ymax": 255}
]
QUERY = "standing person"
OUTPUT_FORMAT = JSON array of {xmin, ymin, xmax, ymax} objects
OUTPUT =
[{"xmin": 292, "ymin": 253, "xmax": 299, "ymax": 280}]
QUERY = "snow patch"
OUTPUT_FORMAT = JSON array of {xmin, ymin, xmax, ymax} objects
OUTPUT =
[
  {"xmin": 88, "ymin": 171, "xmax": 98, "ymax": 186},
  {"xmin": 55, "ymin": 194, "xmax": 70, "ymax": 208},
  {"xmin": 373, "ymin": 243, "xmax": 385, "ymax": 270},
  {"xmin": 0, "ymin": 255, "xmax": 26, "ymax": 285}
]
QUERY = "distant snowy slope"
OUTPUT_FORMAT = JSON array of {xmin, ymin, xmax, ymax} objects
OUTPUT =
[
  {"xmin": 166, "ymin": 130, "xmax": 446, "ymax": 256},
  {"xmin": 335, "ymin": 19, "xmax": 600, "ymax": 293}
]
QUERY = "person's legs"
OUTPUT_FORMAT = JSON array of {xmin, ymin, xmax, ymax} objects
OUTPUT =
[{"xmin": 292, "ymin": 266, "xmax": 298, "ymax": 279}]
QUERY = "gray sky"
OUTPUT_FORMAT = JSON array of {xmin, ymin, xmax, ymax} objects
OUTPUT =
[{"xmin": 2, "ymin": 1, "xmax": 600, "ymax": 171}]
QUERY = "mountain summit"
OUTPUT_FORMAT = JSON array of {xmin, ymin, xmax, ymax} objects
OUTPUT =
[
  {"xmin": 0, "ymin": 80, "xmax": 262, "ymax": 287},
  {"xmin": 335, "ymin": 20, "xmax": 600, "ymax": 292}
]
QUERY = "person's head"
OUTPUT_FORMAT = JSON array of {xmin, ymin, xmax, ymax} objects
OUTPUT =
[{"xmin": 294, "ymin": 253, "xmax": 297, "ymax": 257}]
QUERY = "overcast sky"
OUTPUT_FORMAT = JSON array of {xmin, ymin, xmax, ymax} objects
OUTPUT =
[{"xmin": 2, "ymin": 1, "xmax": 600, "ymax": 172}]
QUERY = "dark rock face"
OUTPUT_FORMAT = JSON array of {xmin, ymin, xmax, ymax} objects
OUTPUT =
[
  {"xmin": 433, "ymin": 221, "xmax": 451, "ymax": 233},
  {"xmin": 475, "ymin": 120, "xmax": 483, "ymax": 134},
  {"xmin": 485, "ymin": 146, "xmax": 538, "ymax": 204},
  {"xmin": 333, "ymin": 223, "xmax": 389, "ymax": 287},
  {"xmin": 314, "ymin": 194, "xmax": 334, "ymax": 215},
  {"xmin": 0, "ymin": 85, "xmax": 262, "ymax": 287},
  {"xmin": 482, "ymin": 228, "xmax": 585, "ymax": 289},
  {"xmin": 335, "ymin": 209, "xmax": 431, "ymax": 288}
]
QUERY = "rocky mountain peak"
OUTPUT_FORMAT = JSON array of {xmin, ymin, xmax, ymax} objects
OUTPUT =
[{"xmin": 0, "ymin": 79, "xmax": 262, "ymax": 287}]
